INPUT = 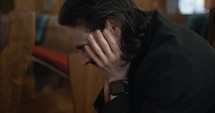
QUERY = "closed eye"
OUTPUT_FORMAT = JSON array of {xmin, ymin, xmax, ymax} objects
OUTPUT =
[{"xmin": 76, "ymin": 44, "xmax": 88, "ymax": 50}]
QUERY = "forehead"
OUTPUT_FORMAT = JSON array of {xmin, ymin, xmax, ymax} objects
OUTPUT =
[{"xmin": 64, "ymin": 25, "xmax": 91, "ymax": 49}]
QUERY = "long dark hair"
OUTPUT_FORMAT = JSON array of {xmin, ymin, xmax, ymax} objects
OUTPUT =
[{"xmin": 59, "ymin": 0, "xmax": 151, "ymax": 60}]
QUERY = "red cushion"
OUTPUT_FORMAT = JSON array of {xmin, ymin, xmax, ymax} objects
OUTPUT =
[{"xmin": 33, "ymin": 45, "xmax": 69, "ymax": 74}]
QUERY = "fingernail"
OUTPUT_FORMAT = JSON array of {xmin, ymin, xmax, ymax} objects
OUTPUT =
[
  {"xmin": 84, "ymin": 45, "xmax": 88, "ymax": 49},
  {"xmin": 96, "ymin": 30, "xmax": 100, "ymax": 34},
  {"xmin": 87, "ymin": 35, "xmax": 92, "ymax": 40},
  {"xmin": 103, "ymin": 29, "xmax": 107, "ymax": 34}
]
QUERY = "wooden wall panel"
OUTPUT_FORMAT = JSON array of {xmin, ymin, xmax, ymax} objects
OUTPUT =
[
  {"xmin": 8, "ymin": 0, "xmax": 65, "ymax": 14},
  {"xmin": 134, "ymin": 0, "xmax": 166, "ymax": 13},
  {"xmin": 14, "ymin": 0, "xmax": 35, "ymax": 11},
  {"xmin": 206, "ymin": 0, "xmax": 215, "ymax": 9},
  {"xmin": 34, "ymin": 0, "xmax": 64, "ymax": 14}
]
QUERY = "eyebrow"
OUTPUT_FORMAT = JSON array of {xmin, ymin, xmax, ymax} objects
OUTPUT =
[{"xmin": 76, "ymin": 43, "xmax": 88, "ymax": 50}]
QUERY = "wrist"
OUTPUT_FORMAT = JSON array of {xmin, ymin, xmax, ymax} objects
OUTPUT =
[
  {"xmin": 107, "ymin": 77, "xmax": 128, "ymax": 83},
  {"xmin": 109, "ymin": 79, "xmax": 129, "ymax": 96},
  {"xmin": 103, "ymin": 79, "xmax": 129, "ymax": 102}
]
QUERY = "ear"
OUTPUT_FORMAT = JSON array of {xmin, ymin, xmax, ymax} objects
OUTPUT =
[{"xmin": 105, "ymin": 18, "xmax": 121, "ymax": 37}]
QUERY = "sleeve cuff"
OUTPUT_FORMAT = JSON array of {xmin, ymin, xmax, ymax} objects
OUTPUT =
[
  {"xmin": 94, "ymin": 90, "xmax": 131, "ymax": 113},
  {"xmin": 101, "ymin": 94, "xmax": 131, "ymax": 113}
]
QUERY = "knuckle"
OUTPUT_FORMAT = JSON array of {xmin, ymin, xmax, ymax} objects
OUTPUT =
[
  {"xmin": 109, "ymin": 42, "xmax": 114, "ymax": 47},
  {"xmin": 98, "ymin": 63, "xmax": 104, "ymax": 68},
  {"xmin": 116, "ymin": 54, "xmax": 120, "ymax": 58},
  {"xmin": 103, "ymin": 61, "xmax": 110, "ymax": 68},
  {"xmin": 114, "ymin": 54, "xmax": 121, "ymax": 61},
  {"xmin": 109, "ymin": 57, "xmax": 118, "ymax": 64}
]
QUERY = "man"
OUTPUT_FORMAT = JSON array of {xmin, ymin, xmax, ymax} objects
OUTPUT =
[{"xmin": 58, "ymin": 0, "xmax": 215, "ymax": 113}]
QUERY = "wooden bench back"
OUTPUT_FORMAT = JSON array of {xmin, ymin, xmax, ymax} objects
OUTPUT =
[{"xmin": 0, "ymin": 10, "xmax": 35, "ymax": 113}]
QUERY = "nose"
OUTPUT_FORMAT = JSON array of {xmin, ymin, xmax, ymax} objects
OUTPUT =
[{"xmin": 79, "ymin": 51, "xmax": 91, "ymax": 65}]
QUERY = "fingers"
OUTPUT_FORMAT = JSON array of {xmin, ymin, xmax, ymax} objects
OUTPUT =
[
  {"xmin": 94, "ymin": 30, "xmax": 114, "ymax": 58},
  {"xmin": 84, "ymin": 20, "xmax": 122, "ymax": 67},
  {"xmin": 103, "ymin": 29, "xmax": 121, "ymax": 56},
  {"xmin": 103, "ymin": 21, "xmax": 121, "ymax": 56},
  {"xmin": 84, "ymin": 45, "xmax": 103, "ymax": 67},
  {"xmin": 86, "ymin": 34, "xmax": 108, "ymax": 66}
]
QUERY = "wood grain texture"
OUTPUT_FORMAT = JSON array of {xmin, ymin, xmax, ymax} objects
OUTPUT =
[
  {"xmin": 0, "ymin": 10, "xmax": 35, "ymax": 113},
  {"xmin": 69, "ymin": 54, "xmax": 104, "ymax": 113},
  {"xmin": 19, "ymin": 72, "xmax": 75, "ymax": 113}
]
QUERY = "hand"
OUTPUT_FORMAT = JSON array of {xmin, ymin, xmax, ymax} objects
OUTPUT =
[{"xmin": 84, "ymin": 21, "xmax": 130, "ymax": 82}]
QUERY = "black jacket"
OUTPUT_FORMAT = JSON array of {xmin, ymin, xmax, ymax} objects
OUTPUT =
[{"xmin": 94, "ymin": 11, "xmax": 215, "ymax": 113}]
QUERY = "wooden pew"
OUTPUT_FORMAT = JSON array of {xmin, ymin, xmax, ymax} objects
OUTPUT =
[
  {"xmin": 29, "ymin": 12, "xmax": 103, "ymax": 113},
  {"xmin": 0, "ymin": 10, "xmax": 103, "ymax": 113},
  {"xmin": 69, "ymin": 54, "xmax": 104, "ymax": 113},
  {"xmin": 0, "ymin": 10, "xmax": 35, "ymax": 113},
  {"xmin": 32, "ymin": 51, "xmax": 104, "ymax": 113}
]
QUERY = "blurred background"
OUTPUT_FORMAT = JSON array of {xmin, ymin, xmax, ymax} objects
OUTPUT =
[{"xmin": 0, "ymin": 0, "xmax": 214, "ymax": 113}]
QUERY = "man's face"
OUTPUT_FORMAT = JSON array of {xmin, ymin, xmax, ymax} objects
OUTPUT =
[
  {"xmin": 64, "ymin": 22, "xmax": 121, "ymax": 66},
  {"xmin": 64, "ymin": 25, "xmax": 95, "ymax": 65}
]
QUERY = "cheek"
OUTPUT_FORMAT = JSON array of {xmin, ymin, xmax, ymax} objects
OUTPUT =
[
  {"xmin": 67, "ymin": 37, "xmax": 78, "ymax": 49},
  {"xmin": 115, "ymin": 36, "xmax": 121, "ymax": 47}
]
